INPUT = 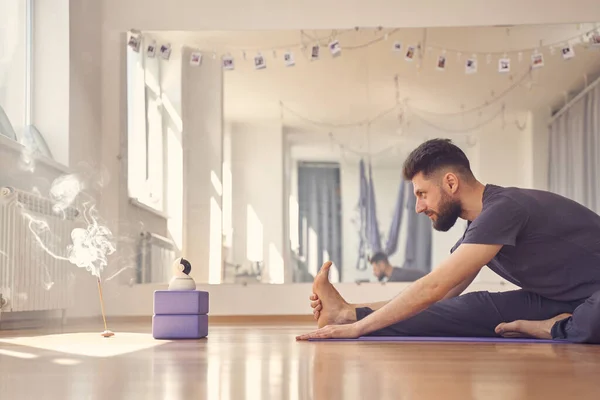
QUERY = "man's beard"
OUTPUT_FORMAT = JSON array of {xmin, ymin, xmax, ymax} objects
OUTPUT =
[{"xmin": 431, "ymin": 193, "xmax": 462, "ymax": 232}]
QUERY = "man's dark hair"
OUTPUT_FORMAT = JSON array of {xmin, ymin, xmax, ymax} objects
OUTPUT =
[
  {"xmin": 368, "ymin": 251, "xmax": 389, "ymax": 264},
  {"xmin": 402, "ymin": 138, "xmax": 474, "ymax": 181}
]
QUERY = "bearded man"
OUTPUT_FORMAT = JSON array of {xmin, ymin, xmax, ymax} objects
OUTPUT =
[{"xmin": 297, "ymin": 138, "xmax": 600, "ymax": 344}]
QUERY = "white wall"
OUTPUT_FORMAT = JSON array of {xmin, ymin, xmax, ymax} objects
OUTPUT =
[
  {"xmin": 164, "ymin": 57, "xmax": 184, "ymax": 252},
  {"xmin": 476, "ymin": 112, "xmax": 533, "ymax": 188},
  {"xmin": 531, "ymin": 107, "xmax": 552, "ymax": 190},
  {"xmin": 282, "ymin": 127, "xmax": 293, "ymax": 283},
  {"xmin": 64, "ymin": 0, "xmax": 107, "ymax": 318},
  {"xmin": 229, "ymin": 120, "xmax": 285, "ymax": 284},
  {"xmin": 222, "ymin": 121, "xmax": 233, "ymax": 258},
  {"xmin": 182, "ymin": 46, "xmax": 223, "ymax": 284}
]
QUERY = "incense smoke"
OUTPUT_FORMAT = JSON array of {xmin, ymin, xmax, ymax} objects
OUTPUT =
[
  {"xmin": 20, "ymin": 173, "xmax": 116, "ymax": 280},
  {"xmin": 66, "ymin": 203, "xmax": 116, "ymax": 278},
  {"xmin": 18, "ymin": 146, "xmax": 36, "ymax": 173},
  {"xmin": 11, "ymin": 136, "xmax": 119, "ymax": 287},
  {"xmin": 50, "ymin": 174, "xmax": 83, "ymax": 215},
  {"xmin": 104, "ymin": 266, "xmax": 134, "ymax": 283},
  {"xmin": 22, "ymin": 212, "xmax": 69, "ymax": 262},
  {"xmin": 42, "ymin": 263, "xmax": 55, "ymax": 290}
]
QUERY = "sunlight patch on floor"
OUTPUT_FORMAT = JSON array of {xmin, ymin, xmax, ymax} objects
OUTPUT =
[{"xmin": 0, "ymin": 332, "xmax": 170, "ymax": 358}]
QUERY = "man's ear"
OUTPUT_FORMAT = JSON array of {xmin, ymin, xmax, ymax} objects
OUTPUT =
[{"xmin": 443, "ymin": 172, "xmax": 459, "ymax": 193}]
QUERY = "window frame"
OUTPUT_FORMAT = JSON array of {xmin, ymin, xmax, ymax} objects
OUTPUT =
[
  {"xmin": 25, "ymin": 0, "xmax": 33, "ymax": 129},
  {"xmin": 0, "ymin": 0, "xmax": 57, "ymax": 164}
]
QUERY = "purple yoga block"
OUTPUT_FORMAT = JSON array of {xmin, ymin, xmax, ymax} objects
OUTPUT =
[
  {"xmin": 153, "ymin": 290, "xmax": 209, "ymax": 315},
  {"xmin": 152, "ymin": 314, "xmax": 209, "ymax": 339}
]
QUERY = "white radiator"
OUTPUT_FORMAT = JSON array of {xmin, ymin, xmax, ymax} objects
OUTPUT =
[
  {"xmin": 0, "ymin": 186, "xmax": 79, "ymax": 314},
  {"xmin": 137, "ymin": 232, "xmax": 177, "ymax": 284}
]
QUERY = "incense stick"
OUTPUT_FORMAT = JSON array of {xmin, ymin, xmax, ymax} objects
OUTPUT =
[{"xmin": 97, "ymin": 278, "xmax": 114, "ymax": 337}]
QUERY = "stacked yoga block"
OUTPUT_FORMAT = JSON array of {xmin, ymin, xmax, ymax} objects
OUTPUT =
[{"xmin": 152, "ymin": 290, "xmax": 209, "ymax": 339}]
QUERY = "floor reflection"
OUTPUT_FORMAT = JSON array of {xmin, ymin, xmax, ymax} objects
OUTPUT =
[{"xmin": 1, "ymin": 323, "xmax": 600, "ymax": 399}]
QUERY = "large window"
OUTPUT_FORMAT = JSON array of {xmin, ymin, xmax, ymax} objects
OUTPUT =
[{"xmin": 0, "ymin": 0, "xmax": 54, "ymax": 161}]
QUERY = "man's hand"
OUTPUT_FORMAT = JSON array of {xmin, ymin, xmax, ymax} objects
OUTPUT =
[{"xmin": 296, "ymin": 322, "xmax": 362, "ymax": 341}]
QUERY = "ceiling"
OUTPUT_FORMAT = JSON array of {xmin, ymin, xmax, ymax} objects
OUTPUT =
[
  {"xmin": 148, "ymin": 23, "xmax": 600, "ymax": 149},
  {"xmin": 109, "ymin": 0, "xmax": 600, "ymax": 32}
]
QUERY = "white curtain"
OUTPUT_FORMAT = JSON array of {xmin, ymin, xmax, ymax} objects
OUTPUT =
[{"xmin": 549, "ymin": 82, "xmax": 600, "ymax": 214}]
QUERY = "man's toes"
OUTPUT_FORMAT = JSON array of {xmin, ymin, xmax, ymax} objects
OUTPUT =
[
  {"xmin": 495, "ymin": 322, "xmax": 509, "ymax": 334},
  {"xmin": 501, "ymin": 332, "xmax": 524, "ymax": 338},
  {"xmin": 320, "ymin": 261, "xmax": 332, "ymax": 272},
  {"xmin": 494, "ymin": 323, "xmax": 505, "ymax": 334},
  {"xmin": 495, "ymin": 321, "xmax": 519, "ymax": 334}
]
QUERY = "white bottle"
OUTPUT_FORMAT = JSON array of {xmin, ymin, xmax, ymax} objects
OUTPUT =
[{"xmin": 168, "ymin": 257, "xmax": 196, "ymax": 291}]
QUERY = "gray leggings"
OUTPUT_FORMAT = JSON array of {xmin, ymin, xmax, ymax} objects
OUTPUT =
[{"xmin": 355, "ymin": 289, "xmax": 600, "ymax": 343}]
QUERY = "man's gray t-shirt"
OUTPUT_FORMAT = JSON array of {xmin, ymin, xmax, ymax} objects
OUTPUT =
[{"xmin": 451, "ymin": 184, "xmax": 600, "ymax": 302}]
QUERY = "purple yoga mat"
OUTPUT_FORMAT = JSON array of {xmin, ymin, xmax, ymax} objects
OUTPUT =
[{"xmin": 309, "ymin": 336, "xmax": 563, "ymax": 344}]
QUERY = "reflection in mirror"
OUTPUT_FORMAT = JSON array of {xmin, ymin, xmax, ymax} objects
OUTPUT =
[{"xmin": 119, "ymin": 24, "xmax": 600, "ymax": 285}]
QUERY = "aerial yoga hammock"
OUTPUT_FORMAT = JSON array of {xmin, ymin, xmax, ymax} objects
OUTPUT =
[
  {"xmin": 355, "ymin": 158, "xmax": 406, "ymax": 270},
  {"xmin": 355, "ymin": 158, "xmax": 432, "ymax": 272}
]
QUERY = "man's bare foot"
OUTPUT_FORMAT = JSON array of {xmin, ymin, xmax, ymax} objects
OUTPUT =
[
  {"xmin": 313, "ymin": 261, "xmax": 356, "ymax": 328},
  {"xmin": 495, "ymin": 313, "xmax": 572, "ymax": 339}
]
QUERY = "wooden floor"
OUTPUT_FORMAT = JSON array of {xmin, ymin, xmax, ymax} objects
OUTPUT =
[{"xmin": 1, "ymin": 320, "xmax": 600, "ymax": 399}]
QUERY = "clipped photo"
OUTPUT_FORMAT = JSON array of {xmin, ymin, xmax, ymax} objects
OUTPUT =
[
  {"xmin": 405, "ymin": 46, "xmax": 415, "ymax": 61},
  {"xmin": 284, "ymin": 51, "xmax": 295, "ymax": 67},
  {"xmin": 222, "ymin": 56, "xmax": 235, "ymax": 70},
  {"xmin": 591, "ymin": 34, "xmax": 600, "ymax": 47},
  {"xmin": 254, "ymin": 54, "xmax": 266, "ymax": 69},
  {"xmin": 190, "ymin": 52, "xmax": 202, "ymax": 66},
  {"xmin": 311, "ymin": 45, "xmax": 320, "ymax": 61},
  {"xmin": 437, "ymin": 55, "xmax": 446, "ymax": 71},
  {"xmin": 531, "ymin": 53, "xmax": 544, "ymax": 69},
  {"xmin": 329, "ymin": 40, "xmax": 341, "ymax": 56},
  {"xmin": 465, "ymin": 58, "xmax": 477, "ymax": 74},
  {"xmin": 393, "ymin": 42, "xmax": 402, "ymax": 52},
  {"xmin": 561, "ymin": 45, "xmax": 575, "ymax": 60},
  {"xmin": 498, "ymin": 58, "xmax": 510, "ymax": 73},
  {"xmin": 160, "ymin": 44, "xmax": 172, "ymax": 60},
  {"xmin": 147, "ymin": 41, "xmax": 157, "ymax": 58},
  {"xmin": 127, "ymin": 34, "xmax": 141, "ymax": 52}
]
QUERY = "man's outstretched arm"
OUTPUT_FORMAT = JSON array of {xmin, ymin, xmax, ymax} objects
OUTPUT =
[
  {"xmin": 353, "ymin": 243, "xmax": 501, "ymax": 336},
  {"xmin": 442, "ymin": 269, "xmax": 479, "ymax": 300}
]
